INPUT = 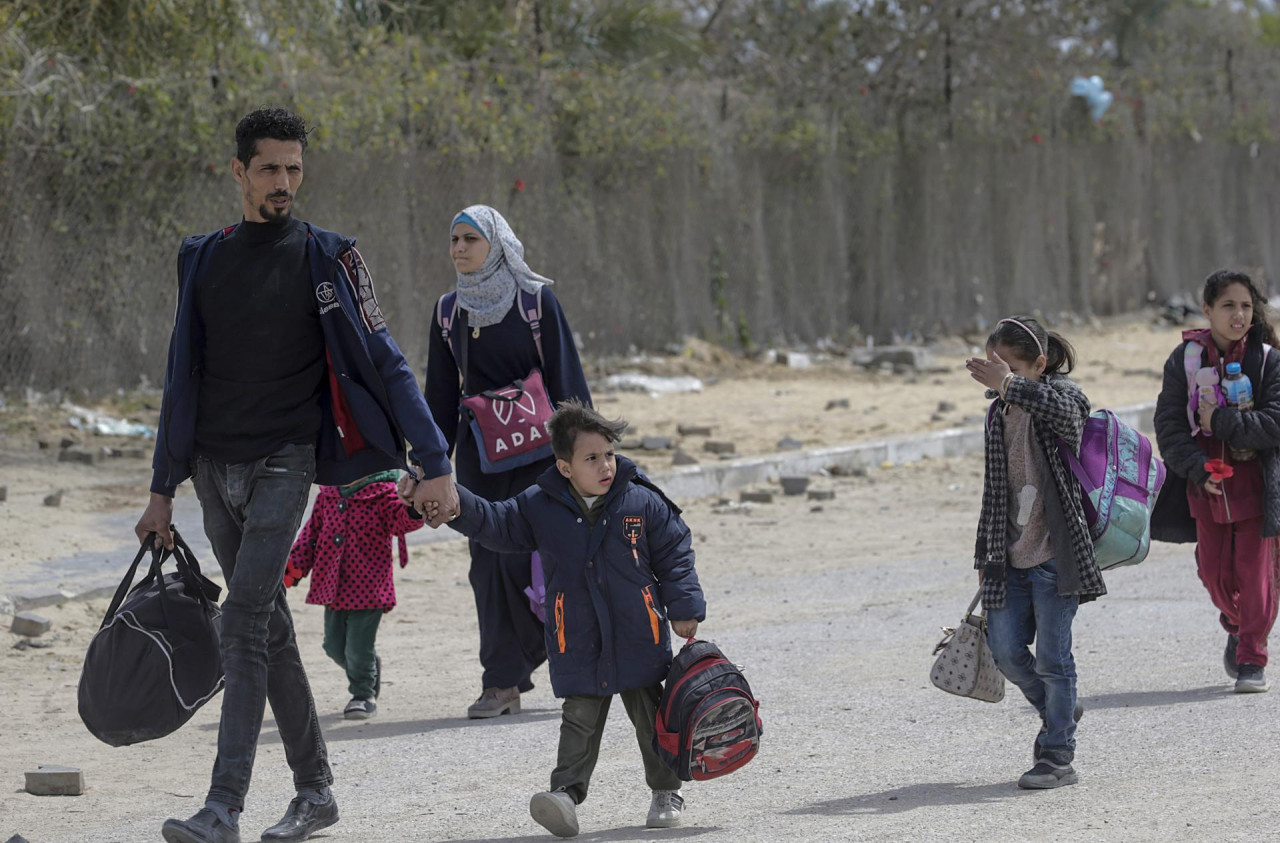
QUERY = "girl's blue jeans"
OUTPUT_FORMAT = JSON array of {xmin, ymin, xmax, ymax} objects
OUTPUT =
[{"xmin": 985, "ymin": 558, "xmax": 1079, "ymax": 766}]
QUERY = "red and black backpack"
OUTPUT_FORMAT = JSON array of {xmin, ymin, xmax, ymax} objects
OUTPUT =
[{"xmin": 653, "ymin": 639, "xmax": 762, "ymax": 781}]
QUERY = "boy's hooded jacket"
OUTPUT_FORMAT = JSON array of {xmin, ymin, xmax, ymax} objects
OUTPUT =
[
  {"xmin": 449, "ymin": 456, "xmax": 706, "ymax": 698},
  {"xmin": 150, "ymin": 222, "xmax": 452, "ymax": 496}
]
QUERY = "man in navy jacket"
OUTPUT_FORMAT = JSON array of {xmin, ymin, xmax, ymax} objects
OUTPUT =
[{"xmin": 135, "ymin": 108, "xmax": 457, "ymax": 843}]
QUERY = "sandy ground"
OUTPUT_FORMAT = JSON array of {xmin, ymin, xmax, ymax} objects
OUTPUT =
[{"xmin": 3, "ymin": 453, "xmax": 1278, "ymax": 842}]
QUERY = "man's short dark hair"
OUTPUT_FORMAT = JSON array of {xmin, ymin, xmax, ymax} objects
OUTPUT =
[
  {"xmin": 548, "ymin": 399, "xmax": 628, "ymax": 461},
  {"xmin": 235, "ymin": 108, "xmax": 309, "ymax": 166}
]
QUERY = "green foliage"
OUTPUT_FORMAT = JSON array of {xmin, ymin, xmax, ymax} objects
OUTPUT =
[{"xmin": 3, "ymin": 0, "xmax": 1280, "ymax": 177}]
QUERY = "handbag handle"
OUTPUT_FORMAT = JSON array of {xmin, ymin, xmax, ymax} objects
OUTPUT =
[{"xmin": 964, "ymin": 587, "xmax": 984, "ymax": 620}]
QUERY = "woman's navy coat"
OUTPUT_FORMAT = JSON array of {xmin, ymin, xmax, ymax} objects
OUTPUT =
[{"xmin": 450, "ymin": 456, "xmax": 706, "ymax": 698}]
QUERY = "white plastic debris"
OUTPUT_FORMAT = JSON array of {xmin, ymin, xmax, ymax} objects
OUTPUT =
[{"xmin": 600, "ymin": 374, "xmax": 704, "ymax": 397}]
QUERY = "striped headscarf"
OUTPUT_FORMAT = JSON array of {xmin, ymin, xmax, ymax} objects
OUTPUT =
[{"xmin": 451, "ymin": 205, "xmax": 554, "ymax": 329}]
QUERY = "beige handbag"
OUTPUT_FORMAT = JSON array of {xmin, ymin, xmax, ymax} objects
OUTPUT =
[{"xmin": 930, "ymin": 589, "xmax": 1005, "ymax": 703}]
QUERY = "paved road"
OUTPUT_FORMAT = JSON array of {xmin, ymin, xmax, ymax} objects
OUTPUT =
[{"xmin": 3, "ymin": 457, "xmax": 1276, "ymax": 842}]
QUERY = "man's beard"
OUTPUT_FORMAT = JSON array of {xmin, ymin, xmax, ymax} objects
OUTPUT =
[{"xmin": 258, "ymin": 193, "xmax": 293, "ymax": 222}]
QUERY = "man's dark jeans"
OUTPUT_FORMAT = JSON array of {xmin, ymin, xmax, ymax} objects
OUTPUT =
[{"xmin": 192, "ymin": 443, "xmax": 332, "ymax": 812}]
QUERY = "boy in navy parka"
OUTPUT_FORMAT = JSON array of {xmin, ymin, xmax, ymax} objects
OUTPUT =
[{"xmin": 445, "ymin": 399, "xmax": 707, "ymax": 838}]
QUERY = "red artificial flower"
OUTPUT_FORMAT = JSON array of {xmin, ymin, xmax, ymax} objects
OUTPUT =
[
  {"xmin": 482, "ymin": 99, "xmax": 492, "ymax": 107},
  {"xmin": 1205, "ymin": 459, "xmax": 1235, "ymax": 482},
  {"xmin": 127, "ymin": 85, "xmax": 136, "ymax": 95},
  {"xmin": 513, "ymin": 179, "xmax": 526, "ymax": 193},
  {"xmin": 1030, "ymin": 132, "xmax": 1043, "ymax": 144}
]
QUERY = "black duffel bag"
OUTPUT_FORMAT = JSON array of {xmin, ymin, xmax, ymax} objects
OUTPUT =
[{"xmin": 78, "ymin": 528, "xmax": 224, "ymax": 746}]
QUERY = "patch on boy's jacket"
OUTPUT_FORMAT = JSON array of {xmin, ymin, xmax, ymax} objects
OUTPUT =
[{"xmin": 623, "ymin": 516, "xmax": 644, "ymax": 543}]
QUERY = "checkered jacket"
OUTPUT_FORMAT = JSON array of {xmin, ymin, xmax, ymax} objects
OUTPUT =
[{"xmin": 974, "ymin": 374, "xmax": 1107, "ymax": 610}]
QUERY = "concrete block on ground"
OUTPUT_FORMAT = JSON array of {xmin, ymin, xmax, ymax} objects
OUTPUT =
[
  {"xmin": 58, "ymin": 437, "xmax": 78, "ymax": 450},
  {"xmin": 11, "ymin": 612, "xmax": 52, "ymax": 637},
  {"xmin": 937, "ymin": 400, "xmax": 957, "ymax": 413},
  {"xmin": 0, "ymin": 485, "xmax": 6, "ymax": 502},
  {"xmin": 620, "ymin": 438, "xmax": 645, "ymax": 451},
  {"xmin": 703, "ymin": 440, "xmax": 736, "ymax": 455},
  {"xmin": 740, "ymin": 490, "xmax": 774, "ymax": 504},
  {"xmin": 808, "ymin": 490, "xmax": 837, "ymax": 501},
  {"xmin": 672, "ymin": 450, "xmax": 699, "ymax": 466},
  {"xmin": 24, "ymin": 766, "xmax": 84, "ymax": 796},
  {"xmin": 852, "ymin": 346, "xmax": 935, "ymax": 371},
  {"xmin": 57, "ymin": 449, "xmax": 94, "ymax": 465},
  {"xmin": 641, "ymin": 436, "xmax": 674, "ymax": 451},
  {"xmin": 43, "ymin": 490, "xmax": 64, "ymax": 508},
  {"xmin": 777, "ymin": 437, "xmax": 804, "ymax": 451},
  {"xmin": 778, "ymin": 351, "xmax": 811, "ymax": 369},
  {"xmin": 779, "ymin": 476, "xmax": 810, "ymax": 496},
  {"xmin": 37, "ymin": 440, "xmax": 51, "ymax": 450},
  {"xmin": 677, "ymin": 424, "xmax": 713, "ymax": 437},
  {"xmin": 825, "ymin": 399, "xmax": 850, "ymax": 411}
]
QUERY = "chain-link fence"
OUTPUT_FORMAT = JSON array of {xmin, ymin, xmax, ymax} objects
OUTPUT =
[{"xmin": 3, "ymin": 140, "xmax": 1280, "ymax": 397}]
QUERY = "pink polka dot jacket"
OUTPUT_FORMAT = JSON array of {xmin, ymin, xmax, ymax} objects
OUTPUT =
[{"xmin": 286, "ymin": 482, "xmax": 425, "ymax": 612}]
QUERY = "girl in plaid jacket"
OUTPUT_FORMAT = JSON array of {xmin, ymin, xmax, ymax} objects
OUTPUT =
[{"xmin": 966, "ymin": 316, "xmax": 1104, "ymax": 792}]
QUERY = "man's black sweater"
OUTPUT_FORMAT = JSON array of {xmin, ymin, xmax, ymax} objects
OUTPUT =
[{"xmin": 194, "ymin": 216, "xmax": 326, "ymax": 464}]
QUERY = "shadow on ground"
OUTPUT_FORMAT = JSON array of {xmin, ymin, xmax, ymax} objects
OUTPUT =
[
  {"xmin": 1080, "ymin": 685, "xmax": 1232, "ymax": 710},
  {"xmin": 787, "ymin": 781, "xmax": 1034, "ymax": 815},
  {"xmin": 196, "ymin": 710, "xmax": 562, "ymax": 743},
  {"xmin": 446, "ymin": 826, "xmax": 720, "ymax": 842}
]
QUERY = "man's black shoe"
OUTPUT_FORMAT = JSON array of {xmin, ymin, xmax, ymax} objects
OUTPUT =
[
  {"xmin": 260, "ymin": 795, "xmax": 340, "ymax": 841},
  {"xmin": 162, "ymin": 808, "xmax": 241, "ymax": 843}
]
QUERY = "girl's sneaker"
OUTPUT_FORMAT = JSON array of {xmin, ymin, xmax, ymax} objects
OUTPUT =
[
  {"xmin": 1235, "ymin": 664, "xmax": 1269, "ymax": 693},
  {"xmin": 529, "ymin": 789, "xmax": 578, "ymax": 838},
  {"xmin": 1018, "ymin": 761, "xmax": 1077, "ymax": 789},
  {"xmin": 344, "ymin": 698, "xmax": 377, "ymax": 720},
  {"xmin": 646, "ymin": 790, "xmax": 684, "ymax": 829}
]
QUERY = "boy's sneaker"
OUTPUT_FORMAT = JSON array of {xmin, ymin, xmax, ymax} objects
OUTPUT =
[
  {"xmin": 1033, "ymin": 702, "xmax": 1084, "ymax": 762},
  {"xmin": 1235, "ymin": 664, "xmax": 1269, "ymax": 693},
  {"xmin": 646, "ymin": 790, "xmax": 684, "ymax": 829},
  {"xmin": 529, "ymin": 789, "xmax": 578, "ymax": 838},
  {"xmin": 467, "ymin": 686, "xmax": 521, "ymax": 719},
  {"xmin": 344, "ymin": 698, "xmax": 377, "ymax": 720},
  {"xmin": 1017, "ymin": 760, "xmax": 1078, "ymax": 790},
  {"xmin": 1225, "ymin": 634, "xmax": 1240, "ymax": 679}
]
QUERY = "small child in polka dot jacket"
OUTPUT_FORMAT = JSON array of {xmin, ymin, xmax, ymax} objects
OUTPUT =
[{"xmin": 285, "ymin": 470, "xmax": 424, "ymax": 720}]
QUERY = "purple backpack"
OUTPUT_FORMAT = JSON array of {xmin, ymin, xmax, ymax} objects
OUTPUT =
[{"xmin": 988, "ymin": 404, "xmax": 1166, "ymax": 570}]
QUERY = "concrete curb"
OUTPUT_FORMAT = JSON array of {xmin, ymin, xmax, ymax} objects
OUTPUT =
[
  {"xmin": 650, "ymin": 401, "xmax": 1158, "ymax": 501},
  {"xmin": 2, "ymin": 401, "xmax": 1158, "ymax": 613}
]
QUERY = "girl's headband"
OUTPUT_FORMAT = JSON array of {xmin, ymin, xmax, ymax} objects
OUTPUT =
[{"xmin": 997, "ymin": 318, "xmax": 1044, "ymax": 358}]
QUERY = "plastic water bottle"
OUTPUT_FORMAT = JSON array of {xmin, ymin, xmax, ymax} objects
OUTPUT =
[
  {"xmin": 1224, "ymin": 363, "xmax": 1253, "ymax": 411},
  {"xmin": 1223, "ymin": 362, "xmax": 1255, "ymax": 460}
]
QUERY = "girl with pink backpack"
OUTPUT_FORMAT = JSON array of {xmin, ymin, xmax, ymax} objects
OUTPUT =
[
  {"xmin": 967, "ymin": 316, "xmax": 1105, "ymax": 791},
  {"xmin": 1153, "ymin": 270, "xmax": 1280, "ymax": 694}
]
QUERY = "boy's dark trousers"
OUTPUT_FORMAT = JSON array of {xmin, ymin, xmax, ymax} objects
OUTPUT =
[
  {"xmin": 191, "ymin": 443, "xmax": 333, "ymax": 812},
  {"xmin": 323, "ymin": 607, "xmax": 383, "ymax": 700},
  {"xmin": 551, "ymin": 685, "xmax": 683, "ymax": 804}
]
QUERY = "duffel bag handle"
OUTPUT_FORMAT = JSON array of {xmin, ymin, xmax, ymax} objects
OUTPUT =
[
  {"xmin": 99, "ymin": 535, "xmax": 164, "ymax": 629},
  {"xmin": 169, "ymin": 527, "xmax": 220, "ymax": 607}
]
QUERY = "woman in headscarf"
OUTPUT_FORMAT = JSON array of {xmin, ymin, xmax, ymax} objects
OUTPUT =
[{"xmin": 424, "ymin": 205, "xmax": 592, "ymax": 719}]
